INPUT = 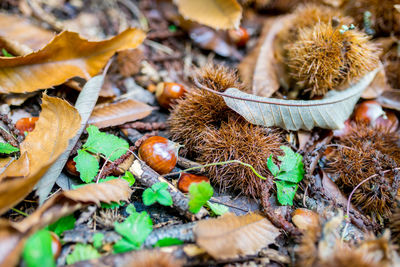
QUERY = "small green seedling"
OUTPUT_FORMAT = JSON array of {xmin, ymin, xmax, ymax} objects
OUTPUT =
[{"xmin": 142, "ymin": 182, "xmax": 173, "ymax": 206}]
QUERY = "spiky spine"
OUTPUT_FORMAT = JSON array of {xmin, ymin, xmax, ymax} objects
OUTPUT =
[
  {"xmin": 287, "ymin": 22, "xmax": 379, "ymax": 96},
  {"xmin": 326, "ymin": 123, "xmax": 400, "ymax": 222}
]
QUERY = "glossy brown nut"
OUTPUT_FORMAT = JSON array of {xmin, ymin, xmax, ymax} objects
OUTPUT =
[
  {"xmin": 332, "ymin": 119, "xmax": 352, "ymax": 137},
  {"xmin": 15, "ymin": 117, "xmax": 39, "ymax": 135},
  {"xmin": 354, "ymin": 100, "xmax": 385, "ymax": 124},
  {"xmin": 375, "ymin": 110, "xmax": 399, "ymax": 132},
  {"xmin": 138, "ymin": 136, "xmax": 180, "ymax": 174},
  {"xmin": 178, "ymin": 173, "xmax": 210, "ymax": 193},
  {"xmin": 50, "ymin": 232, "xmax": 62, "ymax": 259},
  {"xmin": 156, "ymin": 82, "xmax": 186, "ymax": 109},
  {"xmin": 65, "ymin": 158, "xmax": 80, "ymax": 177},
  {"xmin": 292, "ymin": 208, "xmax": 319, "ymax": 230},
  {"xmin": 228, "ymin": 26, "xmax": 250, "ymax": 47}
]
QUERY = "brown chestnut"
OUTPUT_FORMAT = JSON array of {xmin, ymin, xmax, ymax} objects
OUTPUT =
[
  {"xmin": 375, "ymin": 110, "xmax": 399, "ymax": 132},
  {"xmin": 50, "ymin": 231, "xmax": 62, "ymax": 259},
  {"xmin": 228, "ymin": 26, "xmax": 249, "ymax": 47},
  {"xmin": 65, "ymin": 158, "xmax": 80, "ymax": 177},
  {"xmin": 332, "ymin": 119, "xmax": 352, "ymax": 138},
  {"xmin": 177, "ymin": 173, "xmax": 210, "ymax": 193},
  {"xmin": 15, "ymin": 117, "xmax": 39, "ymax": 135},
  {"xmin": 156, "ymin": 82, "xmax": 186, "ymax": 109},
  {"xmin": 354, "ymin": 100, "xmax": 385, "ymax": 125},
  {"xmin": 138, "ymin": 136, "xmax": 181, "ymax": 174},
  {"xmin": 292, "ymin": 208, "xmax": 319, "ymax": 230}
]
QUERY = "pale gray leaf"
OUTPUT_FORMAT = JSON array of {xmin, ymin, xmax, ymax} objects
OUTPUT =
[
  {"xmin": 222, "ymin": 69, "xmax": 379, "ymax": 131},
  {"xmin": 35, "ymin": 74, "xmax": 105, "ymax": 204}
]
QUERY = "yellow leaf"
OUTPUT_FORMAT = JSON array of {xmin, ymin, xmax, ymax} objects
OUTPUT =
[
  {"xmin": 0, "ymin": 28, "xmax": 145, "ymax": 94},
  {"xmin": 194, "ymin": 213, "xmax": 280, "ymax": 259},
  {"xmin": 0, "ymin": 94, "xmax": 81, "ymax": 214},
  {"xmin": 174, "ymin": 0, "xmax": 242, "ymax": 30}
]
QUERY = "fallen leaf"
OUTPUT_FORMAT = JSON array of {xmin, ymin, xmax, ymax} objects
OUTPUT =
[
  {"xmin": 35, "ymin": 72, "xmax": 107, "ymax": 204},
  {"xmin": 117, "ymin": 49, "xmax": 144, "ymax": 77},
  {"xmin": 0, "ymin": 179, "xmax": 132, "ymax": 267},
  {"xmin": 216, "ymin": 68, "xmax": 379, "ymax": 130},
  {"xmin": 174, "ymin": 0, "xmax": 242, "ymax": 30},
  {"xmin": 252, "ymin": 16, "xmax": 292, "ymax": 97},
  {"xmin": 0, "ymin": 13, "xmax": 54, "ymax": 54},
  {"xmin": 88, "ymin": 99, "xmax": 153, "ymax": 129},
  {"xmin": 361, "ymin": 64, "xmax": 390, "ymax": 99},
  {"xmin": 194, "ymin": 213, "xmax": 280, "ymax": 259},
  {"xmin": 377, "ymin": 89, "xmax": 400, "ymax": 111},
  {"xmin": 0, "ymin": 28, "xmax": 145, "ymax": 94},
  {"xmin": 0, "ymin": 94, "xmax": 81, "ymax": 214}
]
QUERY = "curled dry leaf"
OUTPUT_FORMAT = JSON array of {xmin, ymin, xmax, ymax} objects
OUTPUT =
[
  {"xmin": 377, "ymin": 89, "xmax": 400, "ymax": 111},
  {"xmin": 174, "ymin": 0, "xmax": 242, "ymax": 30},
  {"xmin": 0, "ymin": 13, "xmax": 54, "ymax": 54},
  {"xmin": 215, "ymin": 68, "xmax": 379, "ymax": 131},
  {"xmin": 88, "ymin": 99, "xmax": 153, "ymax": 129},
  {"xmin": 0, "ymin": 179, "xmax": 132, "ymax": 267},
  {"xmin": 0, "ymin": 94, "xmax": 81, "ymax": 214},
  {"xmin": 0, "ymin": 28, "xmax": 145, "ymax": 94},
  {"xmin": 194, "ymin": 213, "xmax": 280, "ymax": 259}
]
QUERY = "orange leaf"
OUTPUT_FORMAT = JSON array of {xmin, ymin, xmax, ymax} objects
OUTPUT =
[
  {"xmin": 0, "ymin": 28, "xmax": 145, "ymax": 94},
  {"xmin": 194, "ymin": 213, "xmax": 280, "ymax": 259},
  {"xmin": 0, "ymin": 179, "xmax": 132, "ymax": 266},
  {"xmin": 0, "ymin": 94, "xmax": 81, "ymax": 214},
  {"xmin": 88, "ymin": 99, "xmax": 153, "ymax": 128},
  {"xmin": 174, "ymin": 0, "xmax": 242, "ymax": 30}
]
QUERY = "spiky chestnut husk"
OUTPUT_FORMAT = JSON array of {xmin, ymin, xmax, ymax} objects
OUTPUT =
[
  {"xmin": 286, "ymin": 22, "xmax": 380, "ymax": 96},
  {"xmin": 195, "ymin": 117, "xmax": 284, "ymax": 198},
  {"xmin": 325, "ymin": 122, "xmax": 400, "ymax": 222},
  {"xmin": 390, "ymin": 204, "xmax": 400, "ymax": 247},
  {"xmin": 123, "ymin": 251, "xmax": 183, "ymax": 267},
  {"xmin": 168, "ymin": 65, "xmax": 247, "ymax": 158},
  {"xmin": 343, "ymin": 0, "xmax": 400, "ymax": 36}
]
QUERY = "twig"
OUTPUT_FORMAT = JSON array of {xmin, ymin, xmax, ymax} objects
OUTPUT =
[{"xmin": 129, "ymin": 159, "xmax": 208, "ymax": 220}]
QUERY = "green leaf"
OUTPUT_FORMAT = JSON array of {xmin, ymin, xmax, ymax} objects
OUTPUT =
[
  {"xmin": 0, "ymin": 142, "xmax": 19, "ymax": 154},
  {"xmin": 23, "ymin": 229, "xmax": 55, "ymax": 267},
  {"xmin": 126, "ymin": 204, "xmax": 136, "ymax": 214},
  {"xmin": 188, "ymin": 181, "xmax": 213, "ymax": 213},
  {"xmin": 267, "ymin": 155, "xmax": 279, "ymax": 177},
  {"xmin": 101, "ymin": 201, "xmax": 124, "ymax": 209},
  {"xmin": 1, "ymin": 48, "xmax": 14, "ymax": 57},
  {"xmin": 122, "ymin": 171, "xmax": 135, "ymax": 186},
  {"xmin": 275, "ymin": 180, "xmax": 298, "ymax": 206},
  {"xmin": 47, "ymin": 215, "xmax": 76, "ymax": 236},
  {"xmin": 206, "ymin": 201, "xmax": 229, "ymax": 216},
  {"xmin": 66, "ymin": 244, "xmax": 100, "ymax": 265},
  {"xmin": 143, "ymin": 182, "xmax": 173, "ymax": 206},
  {"xmin": 278, "ymin": 146, "xmax": 303, "ymax": 173},
  {"xmin": 276, "ymin": 168, "xmax": 304, "ymax": 183},
  {"xmin": 74, "ymin": 150, "xmax": 99, "ymax": 183},
  {"xmin": 83, "ymin": 125, "xmax": 129, "ymax": 161},
  {"xmin": 142, "ymin": 188, "xmax": 157, "ymax": 206},
  {"xmin": 93, "ymin": 233, "xmax": 104, "ymax": 249},
  {"xmin": 154, "ymin": 237, "xmax": 183, "ymax": 247},
  {"xmin": 114, "ymin": 211, "xmax": 153, "ymax": 252}
]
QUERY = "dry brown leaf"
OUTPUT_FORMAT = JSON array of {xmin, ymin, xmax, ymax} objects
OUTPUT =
[
  {"xmin": 194, "ymin": 213, "xmax": 280, "ymax": 259},
  {"xmin": 377, "ymin": 89, "xmax": 400, "ymax": 111},
  {"xmin": 0, "ymin": 94, "xmax": 81, "ymax": 214},
  {"xmin": 361, "ymin": 64, "xmax": 390, "ymax": 99},
  {"xmin": 117, "ymin": 48, "xmax": 144, "ymax": 77},
  {"xmin": 174, "ymin": 0, "xmax": 242, "ymax": 30},
  {"xmin": 0, "ymin": 13, "xmax": 54, "ymax": 54},
  {"xmin": 0, "ymin": 179, "xmax": 132, "ymax": 267},
  {"xmin": 88, "ymin": 99, "xmax": 153, "ymax": 129},
  {"xmin": 252, "ymin": 16, "xmax": 292, "ymax": 97},
  {"xmin": 0, "ymin": 28, "xmax": 145, "ymax": 94}
]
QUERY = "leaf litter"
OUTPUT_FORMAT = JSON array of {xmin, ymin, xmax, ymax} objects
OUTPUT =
[{"xmin": 0, "ymin": 0, "xmax": 400, "ymax": 266}]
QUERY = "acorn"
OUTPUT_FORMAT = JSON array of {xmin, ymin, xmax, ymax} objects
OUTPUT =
[
  {"xmin": 65, "ymin": 157, "xmax": 80, "ymax": 177},
  {"xmin": 15, "ymin": 117, "xmax": 39, "ymax": 135},
  {"xmin": 177, "ymin": 173, "xmax": 210, "ymax": 193},
  {"xmin": 292, "ymin": 208, "xmax": 319, "ymax": 230},
  {"xmin": 156, "ymin": 82, "xmax": 186, "ymax": 109},
  {"xmin": 228, "ymin": 26, "xmax": 250, "ymax": 47},
  {"xmin": 138, "ymin": 136, "xmax": 182, "ymax": 175},
  {"xmin": 50, "ymin": 232, "xmax": 62, "ymax": 259}
]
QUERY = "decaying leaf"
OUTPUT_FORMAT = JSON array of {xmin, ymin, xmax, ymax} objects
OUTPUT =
[
  {"xmin": 0, "ymin": 13, "xmax": 54, "ymax": 54},
  {"xmin": 88, "ymin": 99, "xmax": 153, "ymax": 129},
  {"xmin": 0, "ymin": 94, "xmax": 81, "ymax": 214},
  {"xmin": 0, "ymin": 179, "xmax": 132, "ymax": 267},
  {"xmin": 377, "ymin": 89, "xmax": 400, "ymax": 111},
  {"xmin": 218, "ymin": 68, "xmax": 379, "ymax": 131},
  {"xmin": 35, "ymin": 72, "xmax": 108, "ymax": 204},
  {"xmin": 174, "ymin": 0, "xmax": 242, "ymax": 30},
  {"xmin": 194, "ymin": 213, "xmax": 280, "ymax": 259},
  {"xmin": 0, "ymin": 28, "xmax": 145, "ymax": 94}
]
